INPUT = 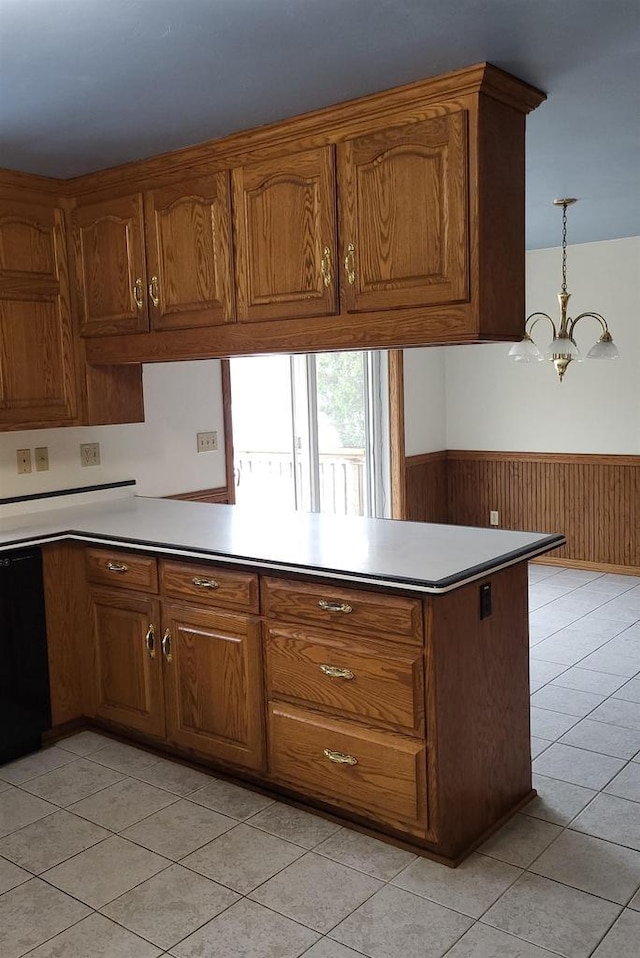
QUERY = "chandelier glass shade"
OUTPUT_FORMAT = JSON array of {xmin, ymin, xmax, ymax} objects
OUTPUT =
[{"xmin": 508, "ymin": 199, "xmax": 619, "ymax": 382}]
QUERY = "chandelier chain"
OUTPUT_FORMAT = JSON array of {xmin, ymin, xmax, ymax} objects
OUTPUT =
[{"xmin": 561, "ymin": 201, "xmax": 568, "ymax": 294}]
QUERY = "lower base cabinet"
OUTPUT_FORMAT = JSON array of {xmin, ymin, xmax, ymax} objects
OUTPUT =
[
  {"xmin": 78, "ymin": 545, "xmax": 532, "ymax": 865},
  {"xmin": 87, "ymin": 551, "xmax": 265, "ymax": 773},
  {"xmin": 262, "ymin": 576, "xmax": 428, "ymax": 836}
]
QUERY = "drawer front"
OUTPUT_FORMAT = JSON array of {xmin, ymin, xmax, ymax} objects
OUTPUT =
[
  {"xmin": 85, "ymin": 548, "xmax": 158, "ymax": 593},
  {"xmin": 160, "ymin": 560, "xmax": 259, "ymax": 612},
  {"xmin": 268, "ymin": 702, "xmax": 426, "ymax": 828},
  {"xmin": 263, "ymin": 577, "xmax": 422, "ymax": 644},
  {"xmin": 265, "ymin": 626, "xmax": 424, "ymax": 733}
]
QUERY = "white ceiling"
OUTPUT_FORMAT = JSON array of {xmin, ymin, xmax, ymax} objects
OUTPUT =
[{"xmin": 0, "ymin": 0, "xmax": 638, "ymax": 249}]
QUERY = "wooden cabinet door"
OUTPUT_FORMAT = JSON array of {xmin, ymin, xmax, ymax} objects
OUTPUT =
[
  {"xmin": 337, "ymin": 112, "xmax": 469, "ymax": 312},
  {"xmin": 0, "ymin": 201, "xmax": 78, "ymax": 426},
  {"xmin": 144, "ymin": 173, "xmax": 234, "ymax": 331},
  {"xmin": 232, "ymin": 146, "xmax": 338, "ymax": 321},
  {"xmin": 162, "ymin": 604, "xmax": 265, "ymax": 771},
  {"xmin": 72, "ymin": 194, "xmax": 148, "ymax": 336},
  {"xmin": 90, "ymin": 589, "xmax": 165, "ymax": 737}
]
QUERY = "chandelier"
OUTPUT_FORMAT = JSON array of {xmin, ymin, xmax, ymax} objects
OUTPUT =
[{"xmin": 508, "ymin": 198, "xmax": 619, "ymax": 382}]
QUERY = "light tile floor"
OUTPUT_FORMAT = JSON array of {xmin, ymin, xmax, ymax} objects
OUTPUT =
[{"xmin": 1, "ymin": 563, "xmax": 640, "ymax": 957}]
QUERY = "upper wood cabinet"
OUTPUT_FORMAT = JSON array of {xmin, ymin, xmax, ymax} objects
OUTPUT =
[
  {"xmin": 232, "ymin": 146, "xmax": 338, "ymax": 322},
  {"xmin": 337, "ymin": 112, "xmax": 469, "ymax": 313},
  {"xmin": 73, "ymin": 173, "xmax": 234, "ymax": 336},
  {"xmin": 72, "ymin": 194, "xmax": 148, "ymax": 337},
  {"xmin": 0, "ymin": 199, "xmax": 78, "ymax": 427},
  {"xmin": 13, "ymin": 64, "xmax": 543, "ymax": 366},
  {"xmin": 144, "ymin": 173, "xmax": 234, "ymax": 331}
]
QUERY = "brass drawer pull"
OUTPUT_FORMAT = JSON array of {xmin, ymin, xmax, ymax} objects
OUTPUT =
[
  {"xmin": 192, "ymin": 576, "xmax": 220, "ymax": 590},
  {"xmin": 321, "ymin": 246, "xmax": 332, "ymax": 287},
  {"xmin": 106, "ymin": 561, "xmax": 128, "ymax": 574},
  {"xmin": 318, "ymin": 599, "xmax": 352, "ymax": 614},
  {"xmin": 162, "ymin": 628, "xmax": 172, "ymax": 663},
  {"xmin": 320, "ymin": 664, "xmax": 355, "ymax": 680},
  {"xmin": 344, "ymin": 242, "xmax": 356, "ymax": 285},
  {"xmin": 145, "ymin": 624, "xmax": 156, "ymax": 659},
  {"xmin": 149, "ymin": 275, "xmax": 160, "ymax": 308},
  {"xmin": 133, "ymin": 278, "xmax": 144, "ymax": 309},
  {"xmin": 324, "ymin": 748, "xmax": 358, "ymax": 767}
]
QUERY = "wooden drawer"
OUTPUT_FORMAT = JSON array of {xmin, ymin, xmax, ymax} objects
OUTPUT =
[
  {"xmin": 268, "ymin": 702, "xmax": 426, "ymax": 828},
  {"xmin": 265, "ymin": 626, "xmax": 424, "ymax": 734},
  {"xmin": 262, "ymin": 577, "xmax": 422, "ymax": 644},
  {"xmin": 160, "ymin": 559, "xmax": 259, "ymax": 612},
  {"xmin": 85, "ymin": 548, "xmax": 158, "ymax": 593}
]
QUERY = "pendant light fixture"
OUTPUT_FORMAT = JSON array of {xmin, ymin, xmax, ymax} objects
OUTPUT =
[{"xmin": 508, "ymin": 198, "xmax": 619, "ymax": 382}]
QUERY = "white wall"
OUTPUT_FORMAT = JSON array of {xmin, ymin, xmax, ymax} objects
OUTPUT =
[
  {"xmin": 402, "ymin": 346, "xmax": 447, "ymax": 455},
  {"xmin": 4, "ymin": 237, "xmax": 638, "ymax": 500},
  {"xmin": 444, "ymin": 236, "xmax": 640, "ymax": 453},
  {"xmin": 0, "ymin": 360, "xmax": 227, "ymax": 500}
]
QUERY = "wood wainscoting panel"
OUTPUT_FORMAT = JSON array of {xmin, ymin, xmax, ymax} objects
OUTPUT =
[
  {"xmin": 405, "ymin": 452, "xmax": 448, "ymax": 523},
  {"xmin": 445, "ymin": 450, "xmax": 640, "ymax": 571}
]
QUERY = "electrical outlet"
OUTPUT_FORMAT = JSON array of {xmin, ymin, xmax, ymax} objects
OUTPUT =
[
  {"xmin": 80, "ymin": 442, "xmax": 101, "ymax": 466},
  {"xmin": 16, "ymin": 448, "xmax": 32, "ymax": 474},
  {"xmin": 490, "ymin": 510, "xmax": 499, "ymax": 526},
  {"xmin": 197, "ymin": 431, "xmax": 218, "ymax": 453},
  {"xmin": 34, "ymin": 447, "xmax": 49, "ymax": 472}
]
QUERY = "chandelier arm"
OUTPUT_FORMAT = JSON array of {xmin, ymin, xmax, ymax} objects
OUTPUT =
[
  {"xmin": 524, "ymin": 312, "xmax": 557, "ymax": 341},
  {"xmin": 568, "ymin": 312, "xmax": 611, "ymax": 340}
]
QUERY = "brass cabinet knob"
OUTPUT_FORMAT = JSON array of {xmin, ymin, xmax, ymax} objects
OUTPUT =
[{"xmin": 106, "ymin": 561, "xmax": 128, "ymax": 573}]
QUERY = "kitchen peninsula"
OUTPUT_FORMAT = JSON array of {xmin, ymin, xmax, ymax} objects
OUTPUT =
[{"xmin": 2, "ymin": 497, "xmax": 564, "ymax": 864}]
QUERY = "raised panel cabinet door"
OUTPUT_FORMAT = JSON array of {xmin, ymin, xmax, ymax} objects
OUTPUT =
[
  {"xmin": 144, "ymin": 173, "xmax": 234, "ymax": 331},
  {"xmin": 162, "ymin": 604, "xmax": 265, "ymax": 771},
  {"xmin": 0, "ymin": 202, "xmax": 78, "ymax": 426},
  {"xmin": 90, "ymin": 589, "xmax": 165, "ymax": 738},
  {"xmin": 72, "ymin": 194, "xmax": 148, "ymax": 336},
  {"xmin": 232, "ymin": 146, "xmax": 338, "ymax": 322},
  {"xmin": 337, "ymin": 111, "xmax": 469, "ymax": 312}
]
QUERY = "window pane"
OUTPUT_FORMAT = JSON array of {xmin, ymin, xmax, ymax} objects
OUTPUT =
[
  {"xmin": 315, "ymin": 352, "xmax": 366, "ymax": 516},
  {"xmin": 230, "ymin": 355, "xmax": 295, "ymax": 510},
  {"xmin": 229, "ymin": 351, "xmax": 389, "ymax": 519}
]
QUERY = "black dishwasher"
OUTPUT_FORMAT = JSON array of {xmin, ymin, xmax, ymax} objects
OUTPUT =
[{"xmin": 0, "ymin": 547, "xmax": 51, "ymax": 764}]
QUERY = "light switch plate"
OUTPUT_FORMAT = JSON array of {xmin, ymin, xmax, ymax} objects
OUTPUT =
[
  {"xmin": 35, "ymin": 447, "xmax": 49, "ymax": 472},
  {"xmin": 197, "ymin": 431, "xmax": 218, "ymax": 452}
]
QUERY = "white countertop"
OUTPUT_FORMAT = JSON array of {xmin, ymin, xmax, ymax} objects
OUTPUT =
[{"xmin": 0, "ymin": 496, "xmax": 565, "ymax": 593}]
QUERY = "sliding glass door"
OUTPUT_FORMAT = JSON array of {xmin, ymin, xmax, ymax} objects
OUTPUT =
[{"xmin": 230, "ymin": 351, "xmax": 390, "ymax": 518}]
